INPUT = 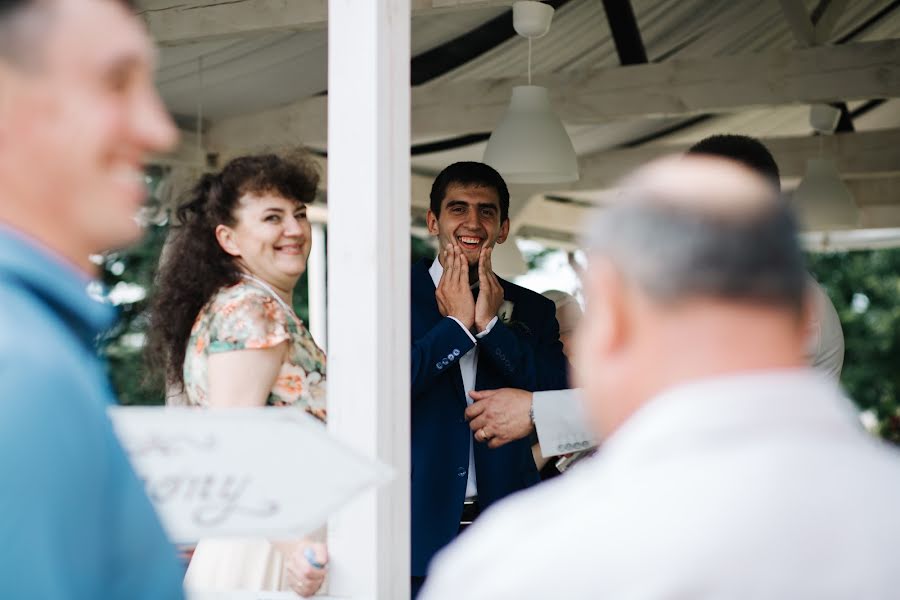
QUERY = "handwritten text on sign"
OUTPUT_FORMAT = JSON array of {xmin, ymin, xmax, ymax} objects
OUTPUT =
[{"xmin": 109, "ymin": 407, "xmax": 390, "ymax": 544}]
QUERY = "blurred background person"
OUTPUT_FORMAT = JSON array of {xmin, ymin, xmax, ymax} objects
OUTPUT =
[
  {"xmin": 146, "ymin": 153, "xmax": 327, "ymax": 597},
  {"xmin": 806, "ymin": 274, "xmax": 845, "ymax": 380},
  {"xmin": 533, "ymin": 290, "xmax": 586, "ymax": 474},
  {"xmin": 687, "ymin": 134, "xmax": 845, "ymax": 381},
  {"xmin": 0, "ymin": 0, "xmax": 184, "ymax": 598},
  {"xmin": 421, "ymin": 155, "xmax": 900, "ymax": 600},
  {"xmin": 541, "ymin": 290, "xmax": 582, "ymax": 360}
]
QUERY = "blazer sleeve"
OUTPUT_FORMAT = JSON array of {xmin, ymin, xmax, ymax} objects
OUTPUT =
[
  {"xmin": 477, "ymin": 298, "xmax": 569, "ymax": 391},
  {"xmin": 411, "ymin": 316, "xmax": 476, "ymax": 400}
]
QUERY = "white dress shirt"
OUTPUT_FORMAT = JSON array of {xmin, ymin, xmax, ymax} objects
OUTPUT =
[
  {"xmin": 429, "ymin": 258, "xmax": 496, "ymax": 498},
  {"xmin": 806, "ymin": 279, "xmax": 844, "ymax": 381},
  {"xmin": 422, "ymin": 370, "xmax": 900, "ymax": 600}
]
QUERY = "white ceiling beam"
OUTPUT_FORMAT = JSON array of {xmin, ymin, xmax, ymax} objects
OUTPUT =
[
  {"xmin": 140, "ymin": 0, "xmax": 514, "ymax": 46},
  {"xmin": 205, "ymin": 39, "xmax": 900, "ymax": 148},
  {"xmin": 568, "ymin": 128, "xmax": 900, "ymax": 192},
  {"xmin": 511, "ymin": 174, "xmax": 900, "ymax": 245},
  {"xmin": 847, "ymin": 175, "xmax": 900, "ymax": 209},
  {"xmin": 412, "ymin": 38, "xmax": 900, "ymax": 135},
  {"xmin": 207, "ymin": 95, "xmax": 329, "ymax": 153}
]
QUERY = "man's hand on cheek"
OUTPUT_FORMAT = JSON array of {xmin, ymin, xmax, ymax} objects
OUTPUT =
[
  {"xmin": 475, "ymin": 246, "xmax": 504, "ymax": 332},
  {"xmin": 436, "ymin": 243, "xmax": 475, "ymax": 330}
]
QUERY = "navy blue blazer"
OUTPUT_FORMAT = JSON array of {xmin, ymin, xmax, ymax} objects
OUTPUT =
[{"xmin": 410, "ymin": 257, "xmax": 569, "ymax": 576}]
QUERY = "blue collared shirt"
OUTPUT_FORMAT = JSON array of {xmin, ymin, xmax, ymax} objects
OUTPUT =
[{"xmin": 0, "ymin": 227, "xmax": 184, "ymax": 599}]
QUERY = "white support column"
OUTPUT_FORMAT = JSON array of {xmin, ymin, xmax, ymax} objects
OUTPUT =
[
  {"xmin": 307, "ymin": 223, "xmax": 327, "ymax": 352},
  {"xmin": 326, "ymin": 1, "xmax": 411, "ymax": 599}
]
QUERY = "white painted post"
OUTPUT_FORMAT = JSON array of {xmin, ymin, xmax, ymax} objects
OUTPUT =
[
  {"xmin": 307, "ymin": 222, "xmax": 327, "ymax": 352},
  {"xmin": 326, "ymin": 0, "xmax": 411, "ymax": 598}
]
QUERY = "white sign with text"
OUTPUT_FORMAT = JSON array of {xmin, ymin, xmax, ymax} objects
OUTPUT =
[{"xmin": 109, "ymin": 407, "xmax": 391, "ymax": 544}]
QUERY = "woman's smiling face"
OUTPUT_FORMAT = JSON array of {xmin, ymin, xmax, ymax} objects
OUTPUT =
[{"xmin": 217, "ymin": 192, "xmax": 312, "ymax": 291}]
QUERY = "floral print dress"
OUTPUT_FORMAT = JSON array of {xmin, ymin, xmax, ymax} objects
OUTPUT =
[
  {"xmin": 178, "ymin": 280, "xmax": 328, "ymax": 593},
  {"xmin": 179, "ymin": 279, "xmax": 327, "ymax": 422}
]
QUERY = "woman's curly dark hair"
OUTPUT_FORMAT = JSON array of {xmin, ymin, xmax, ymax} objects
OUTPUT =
[{"xmin": 145, "ymin": 153, "xmax": 319, "ymax": 393}]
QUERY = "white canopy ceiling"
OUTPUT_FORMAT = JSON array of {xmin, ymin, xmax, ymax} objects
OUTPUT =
[{"xmin": 140, "ymin": 0, "xmax": 900, "ymax": 249}]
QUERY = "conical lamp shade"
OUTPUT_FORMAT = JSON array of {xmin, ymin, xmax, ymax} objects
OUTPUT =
[
  {"xmin": 490, "ymin": 239, "xmax": 528, "ymax": 278},
  {"xmin": 792, "ymin": 158, "xmax": 859, "ymax": 230},
  {"xmin": 483, "ymin": 85, "xmax": 579, "ymax": 184}
]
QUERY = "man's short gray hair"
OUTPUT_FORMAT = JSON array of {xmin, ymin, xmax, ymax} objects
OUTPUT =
[
  {"xmin": 0, "ymin": 0, "xmax": 135, "ymax": 68},
  {"xmin": 584, "ymin": 190, "xmax": 808, "ymax": 315},
  {"xmin": 0, "ymin": 0, "xmax": 52, "ymax": 68}
]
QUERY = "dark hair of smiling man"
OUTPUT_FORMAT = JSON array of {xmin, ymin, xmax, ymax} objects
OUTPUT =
[{"xmin": 429, "ymin": 161, "xmax": 511, "ymax": 222}]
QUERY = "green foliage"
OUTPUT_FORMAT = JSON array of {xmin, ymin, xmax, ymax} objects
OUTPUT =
[
  {"xmin": 98, "ymin": 222, "xmax": 169, "ymax": 405},
  {"xmin": 523, "ymin": 246, "xmax": 555, "ymax": 272},
  {"xmin": 412, "ymin": 235, "xmax": 436, "ymax": 263},
  {"xmin": 807, "ymin": 248, "xmax": 900, "ymax": 442}
]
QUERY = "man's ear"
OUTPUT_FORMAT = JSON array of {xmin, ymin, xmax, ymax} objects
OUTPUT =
[
  {"xmin": 426, "ymin": 209, "xmax": 440, "ymax": 237},
  {"xmin": 496, "ymin": 218, "xmax": 510, "ymax": 245},
  {"xmin": 585, "ymin": 258, "xmax": 628, "ymax": 357},
  {"xmin": 215, "ymin": 224, "xmax": 241, "ymax": 257}
]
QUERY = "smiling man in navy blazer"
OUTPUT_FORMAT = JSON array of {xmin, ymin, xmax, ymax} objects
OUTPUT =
[{"xmin": 410, "ymin": 162, "xmax": 569, "ymax": 595}]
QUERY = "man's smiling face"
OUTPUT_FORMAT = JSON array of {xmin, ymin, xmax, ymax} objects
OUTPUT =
[{"xmin": 427, "ymin": 183, "xmax": 510, "ymax": 267}]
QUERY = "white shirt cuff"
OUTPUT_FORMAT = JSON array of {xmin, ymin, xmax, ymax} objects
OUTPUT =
[
  {"xmin": 475, "ymin": 316, "xmax": 498, "ymax": 338},
  {"xmin": 532, "ymin": 389, "xmax": 597, "ymax": 457},
  {"xmin": 446, "ymin": 316, "xmax": 477, "ymax": 344}
]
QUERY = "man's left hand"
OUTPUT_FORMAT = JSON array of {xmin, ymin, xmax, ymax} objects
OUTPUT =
[
  {"xmin": 475, "ymin": 246, "xmax": 504, "ymax": 332},
  {"xmin": 466, "ymin": 388, "xmax": 533, "ymax": 449}
]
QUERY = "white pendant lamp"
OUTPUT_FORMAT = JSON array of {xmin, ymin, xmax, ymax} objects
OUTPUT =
[
  {"xmin": 490, "ymin": 238, "xmax": 529, "ymax": 278},
  {"xmin": 792, "ymin": 104, "xmax": 859, "ymax": 230},
  {"xmin": 793, "ymin": 158, "xmax": 859, "ymax": 230},
  {"xmin": 482, "ymin": 1, "xmax": 579, "ymax": 184}
]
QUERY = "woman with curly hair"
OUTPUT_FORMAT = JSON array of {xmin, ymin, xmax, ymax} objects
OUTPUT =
[{"xmin": 146, "ymin": 153, "xmax": 327, "ymax": 597}]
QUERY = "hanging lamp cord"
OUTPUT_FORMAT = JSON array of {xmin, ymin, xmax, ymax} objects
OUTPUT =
[
  {"xmin": 196, "ymin": 56, "xmax": 204, "ymax": 153},
  {"xmin": 527, "ymin": 37, "xmax": 532, "ymax": 85}
]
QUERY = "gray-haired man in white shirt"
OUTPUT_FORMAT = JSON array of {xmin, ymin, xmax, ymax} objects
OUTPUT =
[{"xmin": 422, "ymin": 154, "xmax": 900, "ymax": 600}]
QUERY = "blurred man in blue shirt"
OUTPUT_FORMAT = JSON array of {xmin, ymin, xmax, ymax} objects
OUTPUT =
[{"xmin": 0, "ymin": 0, "xmax": 182, "ymax": 598}]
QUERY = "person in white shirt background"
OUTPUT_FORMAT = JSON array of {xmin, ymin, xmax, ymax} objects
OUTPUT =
[{"xmin": 421, "ymin": 153, "xmax": 900, "ymax": 600}]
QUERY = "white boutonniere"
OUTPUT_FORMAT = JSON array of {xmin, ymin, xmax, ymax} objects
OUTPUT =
[{"xmin": 498, "ymin": 300, "xmax": 515, "ymax": 324}]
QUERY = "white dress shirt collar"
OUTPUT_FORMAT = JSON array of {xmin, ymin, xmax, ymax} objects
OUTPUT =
[{"xmin": 601, "ymin": 369, "xmax": 860, "ymax": 466}]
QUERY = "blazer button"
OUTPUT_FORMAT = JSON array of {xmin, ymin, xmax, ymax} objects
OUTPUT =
[
  {"xmin": 453, "ymin": 349, "xmax": 461, "ymax": 356},
  {"xmin": 436, "ymin": 362, "xmax": 443, "ymax": 370},
  {"xmin": 442, "ymin": 358, "xmax": 450, "ymax": 366},
  {"xmin": 447, "ymin": 353, "xmax": 455, "ymax": 361},
  {"xmin": 457, "ymin": 467, "xmax": 467, "ymax": 477}
]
